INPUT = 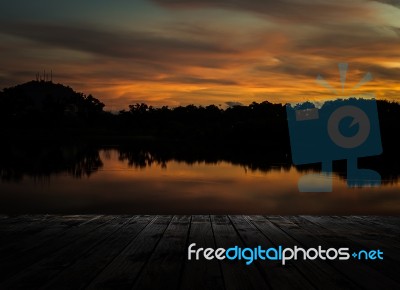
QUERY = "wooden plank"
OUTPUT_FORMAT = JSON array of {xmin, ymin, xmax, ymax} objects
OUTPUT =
[
  {"xmin": 0, "ymin": 215, "xmax": 98, "ymax": 245},
  {"xmin": 0, "ymin": 215, "xmax": 55, "ymax": 237},
  {"xmin": 230, "ymin": 215, "xmax": 319, "ymax": 290},
  {"xmin": 0, "ymin": 215, "xmax": 102, "ymax": 258},
  {"xmin": 132, "ymin": 215, "xmax": 191, "ymax": 290},
  {"xmin": 85, "ymin": 215, "xmax": 172, "ymax": 290},
  {"xmin": 339, "ymin": 216, "xmax": 400, "ymax": 238},
  {"xmin": 358, "ymin": 216, "xmax": 400, "ymax": 227},
  {"xmin": 0, "ymin": 216, "xmax": 129, "ymax": 289},
  {"xmin": 287, "ymin": 216, "xmax": 400, "ymax": 289},
  {"xmin": 40, "ymin": 215, "xmax": 154, "ymax": 290},
  {"xmin": 0, "ymin": 215, "xmax": 398, "ymax": 290},
  {"xmin": 210, "ymin": 215, "xmax": 270, "ymax": 290},
  {"xmin": 300, "ymin": 216, "xmax": 400, "ymax": 260},
  {"xmin": 0, "ymin": 215, "xmax": 111, "ymax": 282},
  {"xmin": 298, "ymin": 216, "xmax": 400, "ymax": 281},
  {"xmin": 246, "ymin": 215, "xmax": 359, "ymax": 290},
  {"xmin": 263, "ymin": 216, "xmax": 363, "ymax": 289},
  {"xmin": 333, "ymin": 216, "xmax": 400, "ymax": 251},
  {"xmin": 180, "ymin": 215, "xmax": 225, "ymax": 290},
  {"xmin": 0, "ymin": 215, "xmax": 41, "ymax": 227},
  {"xmin": 0, "ymin": 215, "xmax": 100, "ymax": 242}
]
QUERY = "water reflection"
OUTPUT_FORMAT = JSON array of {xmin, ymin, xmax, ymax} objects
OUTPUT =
[
  {"xmin": 0, "ymin": 144, "xmax": 399, "ymax": 214},
  {"xmin": 0, "ymin": 145, "xmax": 103, "ymax": 181}
]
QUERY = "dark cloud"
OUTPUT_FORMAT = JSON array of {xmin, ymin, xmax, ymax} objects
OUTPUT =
[
  {"xmin": 390, "ymin": 26, "xmax": 400, "ymax": 38},
  {"xmin": 151, "ymin": 0, "xmax": 370, "ymax": 23},
  {"xmin": 255, "ymin": 62, "xmax": 337, "ymax": 80},
  {"xmin": 0, "ymin": 22, "xmax": 236, "ymax": 63},
  {"xmin": 355, "ymin": 63, "xmax": 400, "ymax": 80},
  {"xmin": 225, "ymin": 101, "xmax": 243, "ymax": 107},
  {"xmin": 161, "ymin": 76, "xmax": 238, "ymax": 85},
  {"xmin": 297, "ymin": 35, "xmax": 399, "ymax": 56},
  {"xmin": 373, "ymin": 0, "xmax": 400, "ymax": 7}
]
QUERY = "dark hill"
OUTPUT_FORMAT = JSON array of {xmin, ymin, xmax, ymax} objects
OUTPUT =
[{"xmin": 0, "ymin": 81, "xmax": 104, "ymax": 121}]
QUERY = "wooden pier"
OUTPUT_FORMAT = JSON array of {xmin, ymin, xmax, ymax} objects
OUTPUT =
[{"xmin": 0, "ymin": 215, "xmax": 399, "ymax": 289}]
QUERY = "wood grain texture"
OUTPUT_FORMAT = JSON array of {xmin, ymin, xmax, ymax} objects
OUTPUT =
[{"xmin": 0, "ymin": 215, "xmax": 398, "ymax": 290}]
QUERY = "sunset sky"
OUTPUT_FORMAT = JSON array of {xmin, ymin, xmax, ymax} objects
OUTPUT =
[{"xmin": 1, "ymin": 0, "xmax": 400, "ymax": 110}]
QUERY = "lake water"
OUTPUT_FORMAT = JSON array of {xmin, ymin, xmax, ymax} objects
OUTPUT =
[{"xmin": 0, "ymin": 147, "xmax": 399, "ymax": 214}]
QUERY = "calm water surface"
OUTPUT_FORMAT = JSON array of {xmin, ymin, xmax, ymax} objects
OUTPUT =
[{"xmin": 0, "ymin": 149, "xmax": 399, "ymax": 214}]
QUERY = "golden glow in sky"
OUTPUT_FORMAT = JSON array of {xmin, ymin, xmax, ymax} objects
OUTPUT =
[{"xmin": 0, "ymin": 0, "xmax": 400, "ymax": 110}]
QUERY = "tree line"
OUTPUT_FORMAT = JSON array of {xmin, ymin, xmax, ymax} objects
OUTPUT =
[{"xmin": 1, "ymin": 80, "xmax": 400, "ymax": 148}]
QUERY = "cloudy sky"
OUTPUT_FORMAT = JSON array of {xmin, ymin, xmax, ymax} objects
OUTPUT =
[{"xmin": 1, "ymin": 0, "xmax": 400, "ymax": 110}]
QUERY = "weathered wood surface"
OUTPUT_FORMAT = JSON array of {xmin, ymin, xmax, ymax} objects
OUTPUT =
[{"xmin": 0, "ymin": 215, "xmax": 398, "ymax": 290}]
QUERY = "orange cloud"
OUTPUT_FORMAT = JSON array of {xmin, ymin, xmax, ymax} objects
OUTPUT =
[{"xmin": 0, "ymin": 0, "xmax": 399, "ymax": 109}]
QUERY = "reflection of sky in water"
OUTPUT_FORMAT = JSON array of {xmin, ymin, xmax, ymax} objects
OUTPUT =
[{"xmin": 0, "ymin": 150, "xmax": 399, "ymax": 214}]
